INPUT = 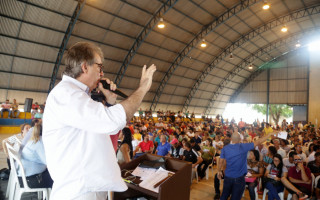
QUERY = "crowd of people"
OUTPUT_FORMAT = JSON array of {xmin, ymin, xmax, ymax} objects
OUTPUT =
[
  {"xmin": 0, "ymin": 99, "xmax": 45, "ymax": 119},
  {"xmin": 116, "ymin": 113, "xmax": 320, "ymax": 200},
  {"xmin": 2, "ymin": 99, "xmax": 319, "ymax": 200}
]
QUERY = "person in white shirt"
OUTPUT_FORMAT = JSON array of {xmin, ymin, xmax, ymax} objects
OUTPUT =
[
  {"xmin": 283, "ymin": 151, "xmax": 297, "ymax": 170},
  {"xmin": 306, "ymin": 145, "xmax": 320, "ymax": 163},
  {"xmin": 273, "ymin": 139, "xmax": 287, "ymax": 158},
  {"xmin": 43, "ymin": 42, "xmax": 156, "ymax": 200},
  {"xmin": 255, "ymin": 143, "xmax": 268, "ymax": 161}
]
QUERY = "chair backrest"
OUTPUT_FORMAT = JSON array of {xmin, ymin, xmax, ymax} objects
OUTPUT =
[
  {"xmin": 7, "ymin": 147, "xmax": 30, "ymax": 190},
  {"xmin": 6, "ymin": 142, "xmax": 16, "ymax": 152},
  {"xmin": 315, "ymin": 174, "xmax": 320, "ymax": 188},
  {"xmin": 311, "ymin": 173, "xmax": 315, "ymax": 191}
]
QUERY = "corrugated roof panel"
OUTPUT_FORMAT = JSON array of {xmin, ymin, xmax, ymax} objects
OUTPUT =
[
  {"xmin": 15, "ymin": 40, "xmax": 58, "ymax": 62},
  {"xmin": 24, "ymin": 5, "xmax": 69, "ymax": 31},
  {"xmin": 12, "ymin": 57, "xmax": 53, "ymax": 77},
  {"xmin": 29, "ymin": 0, "xmax": 77, "ymax": 16},
  {"xmin": 108, "ymin": 17, "xmax": 142, "ymax": 37},
  {"xmin": 0, "ymin": 0, "xmax": 26, "ymax": 19},
  {"xmin": 0, "ymin": 73, "xmax": 10, "ymax": 87},
  {"xmin": 0, "ymin": 54, "xmax": 13, "ymax": 71},
  {"xmin": 19, "ymin": 23, "xmax": 63, "ymax": 47},
  {"xmin": 0, "ymin": 17, "xmax": 21, "ymax": 36},
  {"xmin": 0, "ymin": 36, "xmax": 17, "ymax": 54}
]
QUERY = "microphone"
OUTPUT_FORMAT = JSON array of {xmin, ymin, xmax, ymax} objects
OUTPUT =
[{"xmin": 100, "ymin": 80, "xmax": 128, "ymax": 98}]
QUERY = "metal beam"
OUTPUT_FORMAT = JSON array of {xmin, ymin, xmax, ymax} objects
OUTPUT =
[
  {"xmin": 150, "ymin": 0, "xmax": 263, "ymax": 111},
  {"xmin": 182, "ymin": 4, "xmax": 320, "ymax": 112},
  {"xmin": 1, "ymin": 8, "xmax": 242, "ymax": 86},
  {"xmin": 203, "ymin": 28, "xmax": 318, "ymax": 115},
  {"xmin": 114, "ymin": 0, "xmax": 178, "ymax": 86},
  {"xmin": 48, "ymin": 0, "xmax": 86, "ymax": 93}
]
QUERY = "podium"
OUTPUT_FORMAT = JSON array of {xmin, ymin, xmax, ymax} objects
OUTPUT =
[{"xmin": 114, "ymin": 154, "xmax": 192, "ymax": 200}]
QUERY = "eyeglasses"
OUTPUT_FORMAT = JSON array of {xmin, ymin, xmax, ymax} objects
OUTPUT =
[
  {"xmin": 294, "ymin": 159, "xmax": 302, "ymax": 162},
  {"xmin": 95, "ymin": 63, "xmax": 104, "ymax": 73}
]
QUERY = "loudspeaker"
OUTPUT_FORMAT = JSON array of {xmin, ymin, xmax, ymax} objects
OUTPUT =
[{"xmin": 24, "ymin": 98, "xmax": 33, "ymax": 112}]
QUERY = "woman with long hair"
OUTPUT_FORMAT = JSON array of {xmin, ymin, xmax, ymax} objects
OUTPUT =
[
  {"xmin": 264, "ymin": 154, "xmax": 286, "ymax": 200},
  {"xmin": 19, "ymin": 124, "xmax": 53, "ymax": 188},
  {"xmin": 117, "ymin": 127, "xmax": 133, "ymax": 165},
  {"xmin": 197, "ymin": 138, "xmax": 215, "ymax": 179},
  {"xmin": 263, "ymin": 146, "xmax": 277, "ymax": 167},
  {"xmin": 246, "ymin": 150, "xmax": 264, "ymax": 200}
]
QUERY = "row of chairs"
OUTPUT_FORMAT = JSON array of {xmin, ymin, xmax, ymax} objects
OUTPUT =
[{"xmin": 6, "ymin": 142, "xmax": 50, "ymax": 200}]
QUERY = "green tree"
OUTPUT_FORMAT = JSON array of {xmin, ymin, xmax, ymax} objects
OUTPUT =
[{"xmin": 251, "ymin": 104, "xmax": 293, "ymax": 125}]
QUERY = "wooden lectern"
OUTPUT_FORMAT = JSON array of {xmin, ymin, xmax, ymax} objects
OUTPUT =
[{"xmin": 114, "ymin": 154, "xmax": 192, "ymax": 200}]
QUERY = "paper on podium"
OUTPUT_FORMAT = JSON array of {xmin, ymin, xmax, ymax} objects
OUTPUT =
[
  {"xmin": 132, "ymin": 166, "xmax": 157, "ymax": 180},
  {"xmin": 277, "ymin": 131, "xmax": 288, "ymax": 140},
  {"xmin": 139, "ymin": 167, "xmax": 174, "ymax": 193}
]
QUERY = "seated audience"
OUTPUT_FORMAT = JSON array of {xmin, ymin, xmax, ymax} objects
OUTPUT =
[
  {"xmin": 190, "ymin": 138, "xmax": 201, "ymax": 152},
  {"xmin": 169, "ymin": 138, "xmax": 183, "ymax": 159},
  {"xmin": 34, "ymin": 105, "xmax": 44, "ymax": 119},
  {"xmin": 183, "ymin": 141, "xmax": 203, "ymax": 182},
  {"xmin": 2, "ymin": 123, "xmax": 30, "ymax": 169},
  {"xmin": 133, "ymin": 133, "xmax": 154, "ymax": 158},
  {"xmin": 11, "ymin": 99, "xmax": 20, "ymax": 118},
  {"xmin": 264, "ymin": 154, "xmax": 287, "ymax": 200},
  {"xmin": 287, "ymin": 154, "xmax": 312, "ymax": 199},
  {"xmin": 306, "ymin": 144, "xmax": 320, "ymax": 163},
  {"xmin": 263, "ymin": 146, "xmax": 277, "ymax": 167},
  {"xmin": 307, "ymin": 152, "xmax": 320, "ymax": 199},
  {"xmin": 1, "ymin": 99, "xmax": 11, "ymax": 118},
  {"xmin": 273, "ymin": 139, "xmax": 287, "ymax": 158},
  {"xmin": 117, "ymin": 128, "xmax": 133, "ymax": 165},
  {"xmin": 283, "ymin": 151, "xmax": 296, "ymax": 170},
  {"xmin": 197, "ymin": 138, "xmax": 215, "ymax": 180},
  {"xmin": 246, "ymin": 150, "xmax": 264, "ymax": 200},
  {"xmin": 19, "ymin": 124, "xmax": 53, "ymax": 188},
  {"xmin": 255, "ymin": 142, "xmax": 268, "ymax": 161},
  {"xmin": 155, "ymin": 135, "xmax": 171, "ymax": 156}
]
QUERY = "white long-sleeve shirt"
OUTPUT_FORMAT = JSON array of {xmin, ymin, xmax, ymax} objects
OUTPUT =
[{"xmin": 43, "ymin": 75, "xmax": 127, "ymax": 200}]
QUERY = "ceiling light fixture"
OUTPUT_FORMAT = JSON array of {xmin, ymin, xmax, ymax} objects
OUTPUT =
[
  {"xmin": 295, "ymin": 41, "xmax": 301, "ymax": 48},
  {"xmin": 248, "ymin": 63, "xmax": 253, "ymax": 70},
  {"xmin": 158, "ymin": 18, "xmax": 165, "ymax": 29},
  {"xmin": 281, "ymin": 25, "xmax": 288, "ymax": 32},
  {"xmin": 229, "ymin": 53, "xmax": 233, "ymax": 60},
  {"xmin": 262, "ymin": 1, "xmax": 270, "ymax": 10},
  {"xmin": 200, "ymin": 39, "xmax": 207, "ymax": 48}
]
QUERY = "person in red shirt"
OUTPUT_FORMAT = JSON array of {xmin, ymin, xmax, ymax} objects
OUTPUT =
[
  {"xmin": 287, "ymin": 154, "xmax": 312, "ymax": 199},
  {"xmin": 133, "ymin": 133, "xmax": 154, "ymax": 158}
]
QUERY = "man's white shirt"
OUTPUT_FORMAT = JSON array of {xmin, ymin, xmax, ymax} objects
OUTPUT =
[{"xmin": 43, "ymin": 75, "xmax": 127, "ymax": 199}]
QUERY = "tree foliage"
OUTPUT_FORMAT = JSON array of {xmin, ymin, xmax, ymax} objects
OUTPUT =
[{"xmin": 251, "ymin": 104, "xmax": 293, "ymax": 125}]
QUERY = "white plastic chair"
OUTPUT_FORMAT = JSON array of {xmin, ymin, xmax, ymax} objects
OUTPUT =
[
  {"xmin": 205, "ymin": 158, "xmax": 215, "ymax": 180},
  {"xmin": 7, "ymin": 147, "xmax": 50, "ymax": 200},
  {"xmin": 262, "ymin": 188, "xmax": 284, "ymax": 200},
  {"xmin": 6, "ymin": 142, "xmax": 17, "ymax": 200},
  {"xmin": 287, "ymin": 173, "xmax": 315, "ymax": 200}
]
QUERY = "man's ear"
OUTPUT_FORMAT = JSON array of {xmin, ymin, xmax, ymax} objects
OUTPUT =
[{"xmin": 81, "ymin": 62, "xmax": 88, "ymax": 73}]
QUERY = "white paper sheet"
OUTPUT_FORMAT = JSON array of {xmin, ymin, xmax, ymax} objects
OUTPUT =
[
  {"xmin": 132, "ymin": 166, "xmax": 157, "ymax": 180},
  {"xmin": 277, "ymin": 131, "xmax": 288, "ymax": 140},
  {"xmin": 139, "ymin": 167, "xmax": 174, "ymax": 193}
]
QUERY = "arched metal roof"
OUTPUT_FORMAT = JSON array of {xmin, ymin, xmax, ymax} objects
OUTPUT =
[{"xmin": 1, "ymin": 0, "xmax": 319, "ymax": 114}]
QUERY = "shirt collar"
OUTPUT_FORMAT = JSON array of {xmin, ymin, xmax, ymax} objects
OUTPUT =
[{"xmin": 62, "ymin": 75, "xmax": 90, "ymax": 94}]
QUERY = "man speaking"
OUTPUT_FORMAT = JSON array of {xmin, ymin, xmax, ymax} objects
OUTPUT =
[{"xmin": 43, "ymin": 42, "xmax": 156, "ymax": 199}]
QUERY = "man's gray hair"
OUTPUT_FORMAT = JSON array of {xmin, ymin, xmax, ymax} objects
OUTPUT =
[{"xmin": 63, "ymin": 42, "xmax": 104, "ymax": 78}]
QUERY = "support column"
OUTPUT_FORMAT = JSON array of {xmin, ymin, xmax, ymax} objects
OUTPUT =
[
  {"xmin": 266, "ymin": 68, "xmax": 270, "ymax": 123},
  {"xmin": 308, "ymin": 51, "xmax": 320, "ymax": 128}
]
